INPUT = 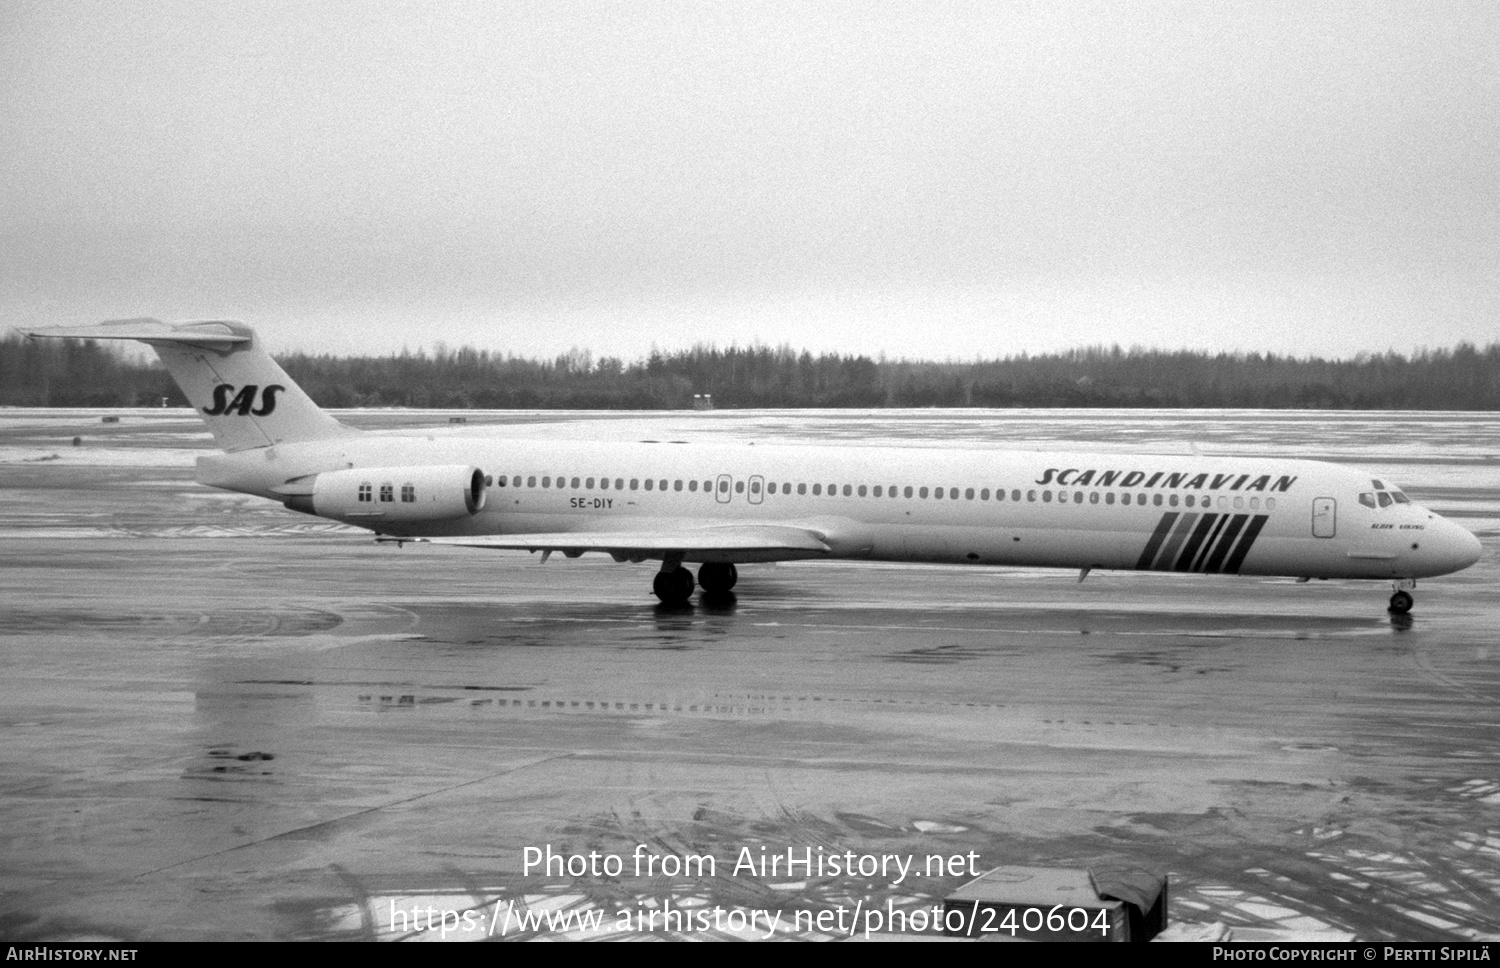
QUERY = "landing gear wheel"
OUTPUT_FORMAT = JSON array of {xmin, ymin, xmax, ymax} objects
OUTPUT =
[
  {"xmin": 697, "ymin": 562, "xmax": 738, "ymax": 594},
  {"xmin": 653, "ymin": 568, "xmax": 695, "ymax": 604},
  {"xmin": 1388, "ymin": 590, "xmax": 1414, "ymax": 614}
]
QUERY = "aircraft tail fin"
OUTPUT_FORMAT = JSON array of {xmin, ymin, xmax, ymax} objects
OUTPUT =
[{"xmin": 22, "ymin": 319, "xmax": 352, "ymax": 452}]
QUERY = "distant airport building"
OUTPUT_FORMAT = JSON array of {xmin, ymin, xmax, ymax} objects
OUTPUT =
[{"xmin": 693, "ymin": 394, "xmax": 714, "ymax": 410}]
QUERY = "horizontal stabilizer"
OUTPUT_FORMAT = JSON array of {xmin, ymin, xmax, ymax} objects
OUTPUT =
[
  {"xmin": 22, "ymin": 319, "xmax": 250, "ymax": 347},
  {"xmin": 22, "ymin": 317, "xmax": 348, "ymax": 452}
]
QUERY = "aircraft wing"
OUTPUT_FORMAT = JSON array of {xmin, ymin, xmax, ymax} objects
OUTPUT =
[{"xmin": 423, "ymin": 524, "xmax": 832, "ymax": 559}]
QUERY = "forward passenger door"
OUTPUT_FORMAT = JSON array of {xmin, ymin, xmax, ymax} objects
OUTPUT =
[{"xmin": 1312, "ymin": 497, "xmax": 1336, "ymax": 538}]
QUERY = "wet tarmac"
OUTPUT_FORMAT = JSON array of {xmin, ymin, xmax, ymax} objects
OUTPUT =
[{"xmin": 1, "ymin": 408, "xmax": 1497, "ymax": 941}]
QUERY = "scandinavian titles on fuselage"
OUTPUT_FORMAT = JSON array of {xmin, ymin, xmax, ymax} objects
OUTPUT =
[{"xmin": 1034, "ymin": 467, "xmax": 1298, "ymax": 492}]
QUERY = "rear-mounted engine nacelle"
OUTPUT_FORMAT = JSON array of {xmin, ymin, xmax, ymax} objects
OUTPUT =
[{"xmin": 284, "ymin": 465, "xmax": 487, "ymax": 522}]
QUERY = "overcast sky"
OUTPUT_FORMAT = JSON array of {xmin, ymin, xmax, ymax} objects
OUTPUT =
[{"xmin": 3, "ymin": 1, "xmax": 1497, "ymax": 361}]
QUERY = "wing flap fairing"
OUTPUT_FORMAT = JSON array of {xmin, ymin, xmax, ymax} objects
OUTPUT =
[{"xmin": 424, "ymin": 524, "xmax": 831, "ymax": 561}]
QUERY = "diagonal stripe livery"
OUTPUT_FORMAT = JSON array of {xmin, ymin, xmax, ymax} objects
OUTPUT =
[
  {"xmin": 1135, "ymin": 512, "xmax": 1179, "ymax": 569},
  {"xmin": 1173, "ymin": 514, "xmax": 1220, "ymax": 571},
  {"xmin": 1156, "ymin": 512, "xmax": 1199, "ymax": 570},
  {"xmin": 1222, "ymin": 514, "xmax": 1269, "ymax": 575},
  {"xmin": 1188, "ymin": 514, "xmax": 1231, "ymax": 572},
  {"xmin": 1203, "ymin": 514, "xmax": 1249, "ymax": 574},
  {"xmin": 1136, "ymin": 511, "xmax": 1270, "ymax": 574}
]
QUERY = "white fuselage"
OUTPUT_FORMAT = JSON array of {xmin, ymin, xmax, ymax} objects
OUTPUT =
[{"xmin": 197, "ymin": 432, "xmax": 1483, "ymax": 582}]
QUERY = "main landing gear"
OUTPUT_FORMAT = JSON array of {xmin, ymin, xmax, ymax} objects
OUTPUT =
[
  {"xmin": 652, "ymin": 564, "xmax": 695, "ymax": 604},
  {"xmin": 1388, "ymin": 579, "xmax": 1416, "ymax": 615},
  {"xmin": 652, "ymin": 559, "xmax": 738, "ymax": 603},
  {"xmin": 697, "ymin": 562, "xmax": 738, "ymax": 595}
]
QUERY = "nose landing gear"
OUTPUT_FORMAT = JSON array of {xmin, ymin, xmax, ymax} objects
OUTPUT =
[{"xmin": 1388, "ymin": 579, "xmax": 1416, "ymax": 614}]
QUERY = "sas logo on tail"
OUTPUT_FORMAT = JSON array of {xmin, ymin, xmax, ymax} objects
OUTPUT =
[{"xmin": 203, "ymin": 384, "xmax": 284, "ymax": 417}]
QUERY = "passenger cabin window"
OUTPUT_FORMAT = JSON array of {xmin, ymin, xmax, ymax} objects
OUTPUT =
[
  {"xmin": 401, "ymin": 484, "xmax": 415, "ymax": 503},
  {"xmin": 358, "ymin": 483, "xmax": 372, "ymax": 502},
  {"xmin": 379, "ymin": 483, "xmax": 394, "ymax": 502}
]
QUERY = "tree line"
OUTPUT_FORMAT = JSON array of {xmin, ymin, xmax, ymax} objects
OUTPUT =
[{"xmin": 2, "ymin": 332, "xmax": 1497, "ymax": 410}]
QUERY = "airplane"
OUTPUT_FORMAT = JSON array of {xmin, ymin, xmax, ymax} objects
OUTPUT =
[{"xmin": 23, "ymin": 319, "xmax": 1484, "ymax": 614}]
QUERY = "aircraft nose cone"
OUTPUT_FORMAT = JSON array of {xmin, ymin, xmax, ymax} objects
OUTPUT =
[
  {"xmin": 1433, "ymin": 519, "xmax": 1484, "ymax": 574},
  {"xmin": 1454, "ymin": 527, "xmax": 1483, "ymax": 571}
]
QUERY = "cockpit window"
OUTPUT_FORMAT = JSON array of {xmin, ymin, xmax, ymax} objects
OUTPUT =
[
  {"xmin": 1377, "ymin": 492, "xmax": 1393, "ymax": 508},
  {"xmin": 1359, "ymin": 493, "xmax": 1376, "ymax": 508},
  {"xmin": 1391, "ymin": 491, "xmax": 1410, "ymax": 504},
  {"xmin": 1371, "ymin": 479, "xmax": 1385, "ymax": 489}
]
